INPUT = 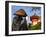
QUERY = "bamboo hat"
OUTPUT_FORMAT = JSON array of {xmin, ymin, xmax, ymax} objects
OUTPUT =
[{"xmin": 16, "ymin": 9, "xmax": 27, "ymax": 17}]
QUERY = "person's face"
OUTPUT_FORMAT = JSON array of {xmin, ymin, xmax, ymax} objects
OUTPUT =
[{"xmin": 32, "ymin": 19, "xmax": 38, "ymax": 22}]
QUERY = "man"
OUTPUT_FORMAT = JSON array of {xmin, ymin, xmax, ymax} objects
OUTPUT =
[{"xmin": 12, "ymin": 9, "xmax": 28, "ymax": 31}]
